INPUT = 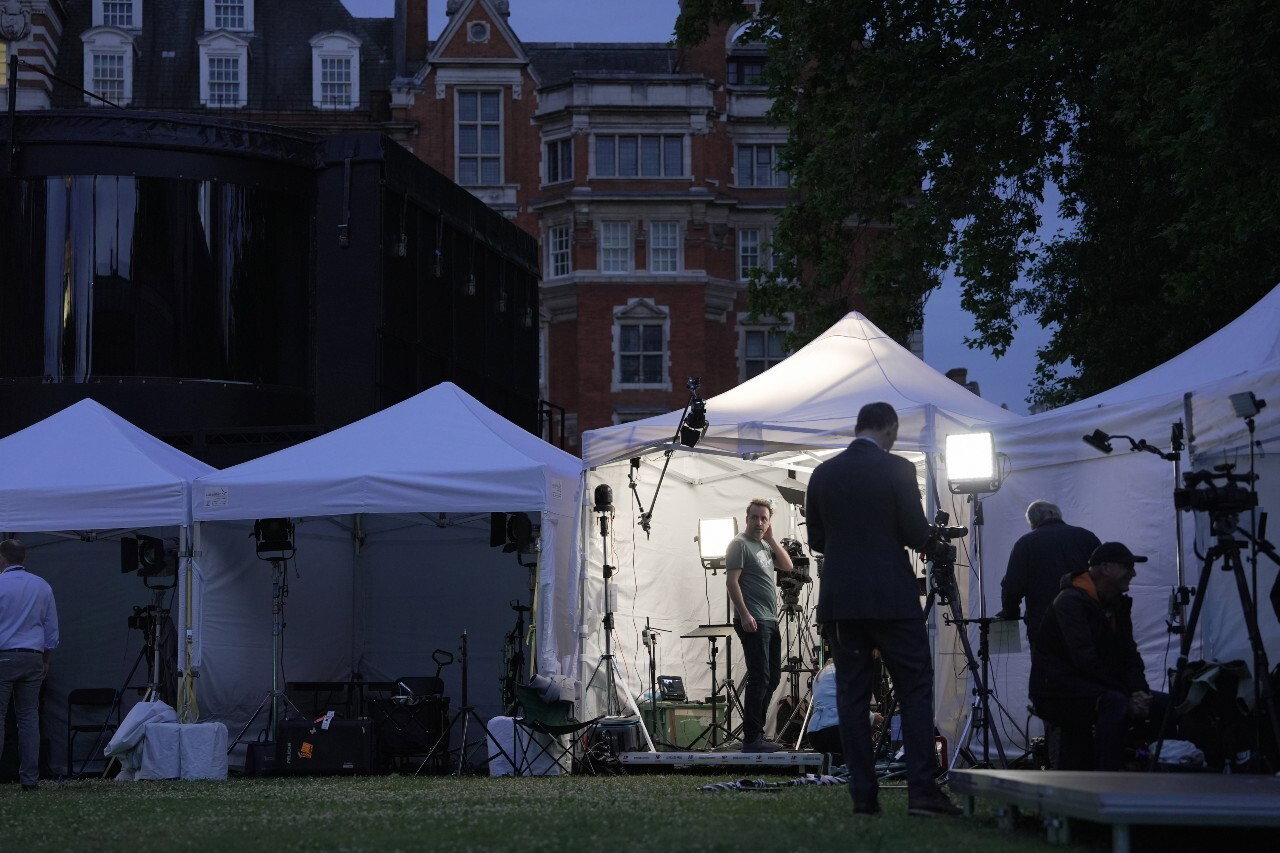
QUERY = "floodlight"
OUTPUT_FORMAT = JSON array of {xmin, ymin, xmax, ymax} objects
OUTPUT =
[
  {"xmin": 1229, "ymin": 391, "xmax": 1267, "ymax": 419},
  {"xmin": 252, "ymin": 518, "xmax": 295, "ymax": 561},
  {"xmin": 1082, "ymin": 429, "xmax": 1114, "ymax": 454},
  {"xmin": 945, "ymin": 431, "xmax": 1000, "ymax": 494},
  {"xmin": 697, "ymin": 517, "xmax": 738, "ymax": 570}
]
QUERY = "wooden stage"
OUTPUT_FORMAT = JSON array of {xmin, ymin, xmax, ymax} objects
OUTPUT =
[{"xmin": 949, "ymin": 769, "xmax": 1280, "ymax": 852}]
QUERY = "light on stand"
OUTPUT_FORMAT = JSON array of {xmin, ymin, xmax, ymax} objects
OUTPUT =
[
  {"xmin": 696, "ymin": 517, "xmax": 738, "ymax": 571},
  {"xmin": 1230, "ymin": 391, "xmax": 1267, "ymax": 419},
  {"xmin": 1082, "ymin": 429, "xmax": 1114, "ymax": 454},
  {"xmin": 252, "ymin": 518, "xmax": 295, "ymax": 561},
  {"xmin": 945, "ymin": 432, "xmax": 1000, "ymax": 494}
]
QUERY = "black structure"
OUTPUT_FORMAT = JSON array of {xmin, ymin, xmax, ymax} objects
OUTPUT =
[{"xmin": 0, "ymin": 111, "xmax": 540, "ymax": 465}]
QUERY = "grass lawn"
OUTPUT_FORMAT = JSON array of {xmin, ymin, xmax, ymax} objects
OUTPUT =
[{"xmin": 0, "ymin": 774, "xmax": 1269, "ymax": 852}]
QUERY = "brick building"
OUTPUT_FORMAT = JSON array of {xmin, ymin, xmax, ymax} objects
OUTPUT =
[{"xmin": 391, "ymin": 0, "xmax": 802, "ymax": 449}]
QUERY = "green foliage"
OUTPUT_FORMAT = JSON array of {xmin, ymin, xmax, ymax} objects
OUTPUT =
[{"xmin": 677, "ymin": 0, "xmax": 1280, "ymax": 405}]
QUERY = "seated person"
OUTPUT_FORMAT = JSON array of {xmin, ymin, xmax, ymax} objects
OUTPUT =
[
  {"xmin": 1030, "ymin": 541, "xmax": 1169, "ymax": 770},
  {"xmin": 806, "ymin": 658, "xmax": 884, "ymax": 761}
]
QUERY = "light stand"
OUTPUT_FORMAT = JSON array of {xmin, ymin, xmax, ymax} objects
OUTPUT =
[
  {"xmin": 641, "ymin": 619, "xmax": 676, "ymax": 748},
  {"xmin": 584, "ymin": 485, "xmax": 628, "ymax": 716},
  {"xmin": 631, "ymin": 378, "xmax": 708, "ymax": 538},
  {"xmin": 1082, "ymin": 424, "xmax": 1189, "ymax": 634},
  {"xmin": 230, "ymin": 520, "xmax": 303, "ymax": 754},
  {"xmin": 417, "ymin": 630, "xmax": 518, "ymax": 776},
  {"xmin": 943, "ymin": 432, "xmax": 1010, "ymax": 768}
]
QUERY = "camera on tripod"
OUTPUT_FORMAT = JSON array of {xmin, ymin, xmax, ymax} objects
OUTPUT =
[
  {"xmin": 1173, "ymin": 464, "xmax": 1259, "ymax": 515},
  {"xmin": 127, "ymin": 604, "xmax": 165, "ymax": 634},
  {"xmin": 776, "ymin": 537, "xmax": 812, "ymax": 611},
  {"xmin": 922, "ymin": 510, "xmax": 968, "ymax": 565}
]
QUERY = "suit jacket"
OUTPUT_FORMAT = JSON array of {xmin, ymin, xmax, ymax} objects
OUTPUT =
[
  {"xmin": 806, "ymin": 438, "xmax": 931, "ymax": 621},
  {"xmin": 1000, "ymin": 519, "xmax": 1101, "ymax": 639}
]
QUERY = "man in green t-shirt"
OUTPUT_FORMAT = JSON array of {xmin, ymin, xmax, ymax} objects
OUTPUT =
[{"xmin": 726, "ymin": 498, "xmax": 793, "ymax": 752}]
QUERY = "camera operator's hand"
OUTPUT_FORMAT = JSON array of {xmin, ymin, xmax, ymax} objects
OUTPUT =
[{"xmin": 740, "ymin": 612, "xmax": 758, "ymax": 633}]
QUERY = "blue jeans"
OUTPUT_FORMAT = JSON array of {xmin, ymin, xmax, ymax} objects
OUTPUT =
[
  {"xmin": 733, "ymin": 618, "xmax": 781, "ymax": 742},
  {"xmin": 0, "ymin": 650, "xmax": 45, "ymax": 786}
]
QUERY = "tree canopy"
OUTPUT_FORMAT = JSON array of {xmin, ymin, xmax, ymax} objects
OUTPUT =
[{"xmin": 677, "ymin": 0, "xmax": 1280, "ymax": 406}]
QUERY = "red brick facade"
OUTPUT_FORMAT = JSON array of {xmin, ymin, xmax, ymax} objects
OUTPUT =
[{"xmin": 392, "ymin": 0, "xmax": 798, "ymax": 449}]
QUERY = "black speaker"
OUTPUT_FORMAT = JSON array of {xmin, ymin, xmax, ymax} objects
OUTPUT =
[{"xmin": 276, "ymin": 718, "xmax": 378, "ymax": 774}]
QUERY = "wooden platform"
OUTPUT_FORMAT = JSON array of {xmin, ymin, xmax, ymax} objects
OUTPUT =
[{"xmin": 950, "ymin": 769, "xmax": 1280, "ymax": 852}]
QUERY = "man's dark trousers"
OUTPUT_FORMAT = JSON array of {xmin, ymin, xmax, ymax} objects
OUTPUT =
[
  {"xmin": 734, "ymin": 618, "xmax": 781, "ymax": 742},
  {"xmin": 829, "ymin": 618, "xmax": 936, "ymax": 804}
]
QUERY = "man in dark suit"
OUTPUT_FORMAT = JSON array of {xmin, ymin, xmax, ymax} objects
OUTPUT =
[
  {"xmin": 806, "ymin": 402, "xmax": 960, "ymax": 817},
  {"xmin": 999, "ymin": 500, "xmax": 1101, "ymax": 644}
]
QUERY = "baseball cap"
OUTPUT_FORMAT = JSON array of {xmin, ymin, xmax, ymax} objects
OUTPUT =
[{"xmin": 1089, "ymin": 542, "xmax": 1148, "ymax": 567}]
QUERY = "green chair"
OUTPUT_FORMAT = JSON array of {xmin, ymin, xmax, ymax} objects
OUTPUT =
[{"xmin": 511, "ymin": 683, "xmax": 599, "ymax": 775}]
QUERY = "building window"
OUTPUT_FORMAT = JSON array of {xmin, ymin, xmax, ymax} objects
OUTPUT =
[
  {"xmin": 547, "ymin": 224, "xmax": 571, "ymax": 278},
  {"xmin": 738, "ymin": 228, "xmax": 764, "ymax": 280},
  {"xmin": 742, "ymin": 328, "xmax": 788, "ymax": 379},
  {"xmin": 613, "ymin": 299, "xmax": 670, "ymax": 390},
  {"xmin": 320, "ymin": 57, "xmax": 352, "ymax": 106},
  {"xmin": 468, "ymin": 21, "xmax": 490, "ymax": 43},
  {"xmin": 457, "ymin": 91, "xmax": 501, "ymax": 186},
  {"xmin": 736, "ymin": 144, "xmax": 788, "ymax": 187},
  {"xmin": 546, "ymin": 138, "xmax": 573, "ymax": 184},
  {"xmin": 648, "ymin": 221, "xmax": 680, "ymax": 273},
  {"xmin": 92, "ymin": 53, "xmax": 127, "ymax": 103},
  {"xmin": 204, "ymin": 0, "xmax": 253, "ymax": 31},
  {"xmin": 101, "ymin": 1, "xmax": 136, "ymax": 27},
  {"xmin": 208, "ymin": 56, "xmax": 241, "ymax": 105},
  {"xmin": 620, "ymin": 324, "xmax": 665, "ymax": 385},
  {"xmin": 199, "ymin": 31, "xmax": 249, "ymax": 107},
  {"xmin": 310, "ymin": 32, "xmax": 361, "ymax": 110},
  {"xmin": 1, "ymin": 43, "xmax": 8, "ymax": 88},
  {"xmin": 82, "ymin": 29, "xmax": 136, "ymax": 107},
  {"xmin": 595, "ymin": 134, "xmax": 683, "ymax": 177},
  {"xmin": 600, "ymin": 221, "xmax": 632, "ymax": 273},
  {"xmin": 728, "ymin": 57, "xmax": 765, "ymax": 85}
]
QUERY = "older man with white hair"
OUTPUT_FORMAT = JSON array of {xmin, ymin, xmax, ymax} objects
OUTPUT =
[{"xmin": 999, "ymin": 500, "xmax": 1100, "ymax": 644}]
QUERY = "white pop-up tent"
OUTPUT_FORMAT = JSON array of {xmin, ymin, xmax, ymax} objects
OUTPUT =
[
  {"xmin": 186, "ymin": 382, "xmax": 584, "ymax": 746},
  {"xmin": 978, "ymin": 284, "xmax": 1280, "ymax": 755},
  {"xmin": 579, "ymin": 313, "xmax": 1021, "ymax": 748},
  {"xmin": 0, "ymin": 399, "xmax": 214, "ymax": 772}
]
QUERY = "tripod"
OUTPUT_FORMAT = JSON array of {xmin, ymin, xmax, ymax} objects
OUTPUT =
[
  {"xmin": 230, "ymin": 558, "xmax": 303, "ymax": 752},
  {"xmin": 417, "ymin": 630, "xmax": 517, "ymax": 776},
  {"xmin": 1152, "ymin": 507, "xmax": 1280, "ymax": 770},
  {"xmin": 640, "ymin": 619, "xmax": 678, "ymax": 749},
  {"xmin": 500, "ymin": 601, "xmax": 531, "ymax": 714},
  {"xmin": 682, "ymin": 625, "xmax": 742, "ymax": 748}
]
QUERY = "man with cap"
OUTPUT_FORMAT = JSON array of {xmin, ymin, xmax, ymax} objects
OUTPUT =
[{"xmin": 1030, "ymin": 541, "xmax": 1167, "ymax": 770}]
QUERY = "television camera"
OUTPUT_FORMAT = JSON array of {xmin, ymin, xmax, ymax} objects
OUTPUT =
[
  {"xmin": 920, "ymin": 511, "xmax": 968, "ymax": 603},
  {"xmin": 1173, "ymin": 464, "xmax": 1258, "ymax": 519},
  {"xmin": 776, "ymin": 537, "xmax": 813, "ymax": 611}
]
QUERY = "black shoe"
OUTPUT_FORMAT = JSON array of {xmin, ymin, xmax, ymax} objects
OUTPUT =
[
  {"xmin": 908, "ymin": 788, "xmax": 963, "ymax": 817},
  {"xmin": 742, "ymin": 738, "xmax": 786, "ymax": 753},
  {"xmin": 21, "ymin": 784, "xmax": 39, "ymax": 792},
  {"xmin": 852, "ymin": 798, "xmax": 881, "ymax": 816}
]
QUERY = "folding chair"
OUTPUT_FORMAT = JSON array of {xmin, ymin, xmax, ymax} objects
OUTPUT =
[
  {"xmin": 67, "ymin": 688, "xmax": 120, "ymax": 776},
  {"xmin": 511, "ymin": 683, "xmax": 599, "ymax": 775}
]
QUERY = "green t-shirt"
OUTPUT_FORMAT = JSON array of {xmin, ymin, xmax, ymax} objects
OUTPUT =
[{"xmin": 726, "ymin": 533, "xmax": 778, "ymax": 623}]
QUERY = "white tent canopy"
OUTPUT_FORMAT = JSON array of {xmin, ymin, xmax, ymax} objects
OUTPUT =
[
  {"xmin": 979, "ymin": 284, "xmax": 1280, "ymax": 756},
  {"xmin": 0, "ymin": 398, "xmax": 214, "ymax": 773},
  {"xmin": 0, "ymin": 398, "xmax": 214, "ymax": 530},
  {"xmin": 584, "ymin": 311, "xmax": 1021, "ymax": 467},
  {"xmin": 579, "ymin": 312, "xmax": 1021, "ymax": 747},
  {"xmin": 185, "ymin": 383, "xmax": 585, "ymax": 736}
]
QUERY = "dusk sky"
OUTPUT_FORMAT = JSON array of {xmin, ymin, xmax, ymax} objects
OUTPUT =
[{"xmin": 341, "ymin": 0, "xmax": 1051, "ymax": 412}]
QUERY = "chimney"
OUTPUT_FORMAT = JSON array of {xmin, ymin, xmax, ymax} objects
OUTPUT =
[
  {"xmin": 945, "ymin": 368, "xmax": 968, "ymax": 386},
  {"xmin": 396, "ymin": 0, "xmax": 429, "ymax": 74}
]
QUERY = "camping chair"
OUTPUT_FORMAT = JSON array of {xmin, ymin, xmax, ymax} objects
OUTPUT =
[
  {"xmin": 511, "ymin": 683, "xmax": 599, "ymax": 775},
  {"xmin": 67, "ymin": 688, "xmax": 120, "ymax": 776}
]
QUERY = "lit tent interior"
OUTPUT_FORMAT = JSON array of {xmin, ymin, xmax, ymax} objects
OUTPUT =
[{"xmin": 578, "ymin": 312, "xmax": 1021, "ymax": 751}]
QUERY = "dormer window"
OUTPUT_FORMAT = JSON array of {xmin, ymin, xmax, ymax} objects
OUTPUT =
[
  {"xmin": 95, "ymin": 1, "xmax": 141, "ymax": 29},
  {"xmin": 310, "ymin": 32, "xmax": 361, "ymax": 110},
  {"xmin": 205, "ymin": 0, "xmax": 254, "ymax": 32},
  {"xmin": 81, "ymin": 28, "xmax": 137, "ymax": 107},
  {"xmin": 198, "ymin": 31, "xmax": 250, "ymax": 108}
]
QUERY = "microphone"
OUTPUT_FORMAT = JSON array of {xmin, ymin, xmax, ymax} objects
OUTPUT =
[{"xmin": 1082, "ymin": 429, "xmax": 1113, "ymax": 454}]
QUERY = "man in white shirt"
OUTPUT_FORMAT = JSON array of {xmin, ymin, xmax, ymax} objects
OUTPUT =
[{"xmin": 0, "ymin": 538, "xmax": 60, "ymax": 791}]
